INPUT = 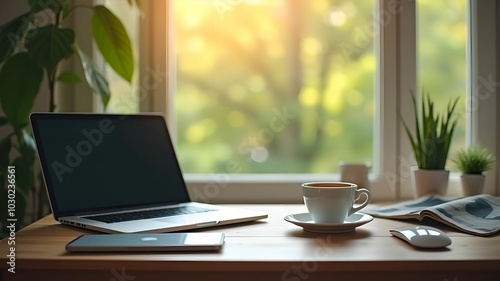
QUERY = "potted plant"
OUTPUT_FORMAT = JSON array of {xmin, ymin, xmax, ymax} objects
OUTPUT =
[
  {"xmin": 452, "ymin": 146, "xmax": 495, "ymax": 196},
  {"xmin": 400, "ymin": 90, "xmax": 460, "ymax": 197},
  {"xmin": 0, "ymin": 0, "xmax": 138, "ymax": 234}
]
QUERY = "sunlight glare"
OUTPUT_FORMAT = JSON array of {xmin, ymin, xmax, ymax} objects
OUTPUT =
[
  {"xmin": 186, "ymin": 122, "xmax": 207, "ymax": 144},
  {"xmin": 303, "ymin": 37, "xmax": 322, "ymax": 55},
  {"xmin": 323, "ymin": 72, "xmax": 348, "ymax": 114},
  {"xmin": 299, "ymin": 87, "xmax": 319, "ymax": 107},
  {"xmin": 251, "ymin": 146, "xmax": 269, "ymax": 163},
  {"xmin": 312, "ymin": 0, "xmax": 329, "ymax": 14},
  {"xmin": 236, "ymin": 30, "xmax": 255, "ymax": 49},
  {"xmin": 329, "ymin": 9, "xmax": 346, "ymax": 26},
  {"xmin": 182, "ymin": 14, "xmax": 203, "ymax": 29},
  {"xmin": 187, "ymin": 36, "xmax": 205, "ymax": 53}
]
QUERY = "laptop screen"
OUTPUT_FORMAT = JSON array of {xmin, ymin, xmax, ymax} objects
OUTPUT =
[{"xmin": 30, "ymin": 114, "xmax": 191, "ymax": 217}]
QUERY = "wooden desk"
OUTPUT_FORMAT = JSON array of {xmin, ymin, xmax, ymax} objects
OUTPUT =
[{"xmin": 1, "ymin": 204, "xmax": 499, "ymax": 281}]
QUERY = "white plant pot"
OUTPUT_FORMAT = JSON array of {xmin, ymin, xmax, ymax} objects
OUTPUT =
[
  {"xmin": 411, "ymin": 167, "xmax": 449, "ymax": 198},
  {"xmin": 460, "ymin": 174, "xmax": 485, "ymax": 197}
]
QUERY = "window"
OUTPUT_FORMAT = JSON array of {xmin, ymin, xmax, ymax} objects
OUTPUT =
[
  {"xmin": 417, "ymin": 0, "xmax": 467, "ymax": 156},
  {"xmin": 173, "ymin": 0, "xmax": 375, "ymax": 174},
  {"xmin": 100, "ymin": 0, "xmax": 499, "ymax": 201}
]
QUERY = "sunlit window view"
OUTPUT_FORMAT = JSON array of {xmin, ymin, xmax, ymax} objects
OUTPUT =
[
  {"xmin": 173, "ymin": 0, "xmax": 375, "ymax": 173},
  {"xmin": 417, "ymin": 0, "xmax": 467, "ymax": 168}
]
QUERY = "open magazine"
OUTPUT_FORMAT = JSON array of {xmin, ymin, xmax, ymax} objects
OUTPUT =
[{"xmin": 366, "ymin": 194, "xmax": 500, "ymax": 236}]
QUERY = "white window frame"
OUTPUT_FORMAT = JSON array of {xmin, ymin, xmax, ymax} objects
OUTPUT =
[
  {"xmin": 121, "ymin": 0, "xmax": 499, "ymax": 203},
  {"xmin": 467, "ymin": 0, "xmax": 499, "ymax": 197}
]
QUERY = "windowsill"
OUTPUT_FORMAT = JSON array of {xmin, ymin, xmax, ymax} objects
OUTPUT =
[
  {"xmin": 184, "ymin": 172, "xmax": 464, "ymax": 204},
  {"xmin": 185, "ymin": 173, "xmax": 343, "ymax": 183}
]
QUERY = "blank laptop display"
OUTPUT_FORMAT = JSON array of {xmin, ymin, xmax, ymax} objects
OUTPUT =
[{"xmin": 30, "ymin": 113, "xmax": 267, "ymax": 233}]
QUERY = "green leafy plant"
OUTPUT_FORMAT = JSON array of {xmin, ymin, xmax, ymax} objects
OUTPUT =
[
  {"xmin": 453, "ymin": 146, "xmax": 495, "ymax": 174},
  {"xmin": 0, "ymin": 0, "xmax": 138, "ymax": 232},
  {"xmin": 400, "ymin": 90, "xmax": 460, "ymax": 170}
]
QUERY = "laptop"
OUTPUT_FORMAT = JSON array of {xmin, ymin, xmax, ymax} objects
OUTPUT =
[{"xmin": 30, "ymin": 113, "xmax": 267, "ymax": 233}]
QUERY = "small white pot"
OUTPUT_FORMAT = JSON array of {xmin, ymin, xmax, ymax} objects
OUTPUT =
[
  {"xmin": 460, "ymin": 173, "xmax": 485, "ymax": 197},
  {"xmin": 411, "ymin": 167, "xmax": 450, "ymax": 198}
]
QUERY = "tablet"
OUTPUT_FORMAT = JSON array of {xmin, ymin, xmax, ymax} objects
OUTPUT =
[{"xmin": 66, "ymin": 233, "xmax": 225, "ymax": 252}]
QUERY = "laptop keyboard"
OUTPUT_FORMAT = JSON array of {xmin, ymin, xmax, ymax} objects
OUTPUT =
[{"xmin": 84, "ymin": 206, "xmax": 215, "ymax": 224}]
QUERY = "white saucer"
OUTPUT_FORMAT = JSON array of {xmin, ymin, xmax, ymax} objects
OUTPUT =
[{"xmin": 284, "ymin": 212, "xmax": 373, "ymax": 233}]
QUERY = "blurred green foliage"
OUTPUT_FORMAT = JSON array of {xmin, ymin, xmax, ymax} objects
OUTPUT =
[
  {"xmin": 170, "ymin": 0, "xmax": 466, "ymax": 174},
  {"xmin": 417, "ymin": 0, "xmax": 467, "ymax": 162}
]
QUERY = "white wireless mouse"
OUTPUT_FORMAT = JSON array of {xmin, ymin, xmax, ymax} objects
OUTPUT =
[{"xmin": 390, "ymin": 226, "xmax": 452, "ymax": 248}]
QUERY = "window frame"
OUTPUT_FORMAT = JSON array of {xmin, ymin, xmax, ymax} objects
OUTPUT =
[
  {"xmin": 108, "ymin": 0, "xmax": 499, "ymax": 202},
  {"xmin": 468, "ymin": 0, "xmax": 499, "ymax": 196}
]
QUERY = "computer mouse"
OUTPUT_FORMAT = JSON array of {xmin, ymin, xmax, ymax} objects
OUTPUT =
[{"xmin": 390, "ymin": 226, "xmax": 451, "ymax": 248}]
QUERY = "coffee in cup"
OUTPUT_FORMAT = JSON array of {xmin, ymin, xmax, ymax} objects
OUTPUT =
[{"xmin": 302, "ymin": 182, "xmax": 371, "ymax": 224}]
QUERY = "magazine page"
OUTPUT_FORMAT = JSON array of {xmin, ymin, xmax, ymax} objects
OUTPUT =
[
  {"xmin": 367, "ymin": 194, "xmax": 500, "ymax": 236},
  {"xmin": 367, "ymin": 195, "xmax": 459, "ymax": 219},
  {"xmin": 420, "ymin": 194, "xmax": 500, "ymax": 236}
]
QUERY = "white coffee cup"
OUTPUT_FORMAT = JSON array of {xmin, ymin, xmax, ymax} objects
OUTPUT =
[{"xmin": 302, "ymin": 182, "xmax": 371, "ymax": 224}]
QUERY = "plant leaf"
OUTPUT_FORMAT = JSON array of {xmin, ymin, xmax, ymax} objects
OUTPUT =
[
  {"xmin": 28, "ymin": 0, "xmax": 66, "ymax": 14},
  {"xmin": 57, "ymin": 0, "xmax": 70, "ymax": 7},
  {"xmin": 0, "ymin": 137, "xmax": 12, "ymax": 172},
  {"xmin": 401, "ymin": 89, "xmax": 460, "ymax": 170},
  {"xmin": 0, "ymin": 12, "xmax": 31, "ymax": 63},
  {"xmin": 91, "ymin": 5, "xmax": 134, "ymax": 83},
  {"xmin": 75, "ymin": 46, "xmax": 111, "ymax": 107},
  {"xmin": 0, "ymin": 53, "xmax": 43, "ymax": 128},
  {"xmin": 25, "ymin": 25, "xmax": 75, "ymax": 76},
  {"xmin": 57, "ymin": 71, "xmax": 82, "ymax": 83},
  {"xmin": 410, "ymin": 91, "xmax": 422, "ymax": 167}
]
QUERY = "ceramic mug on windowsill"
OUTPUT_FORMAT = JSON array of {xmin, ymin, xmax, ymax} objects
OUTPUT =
[{"xmin": 339, "ymin": 162, "xmax": 371, "ymax": 190}]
